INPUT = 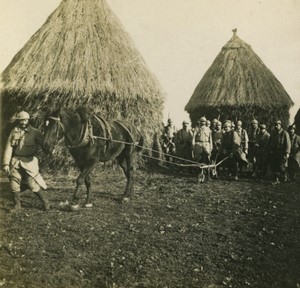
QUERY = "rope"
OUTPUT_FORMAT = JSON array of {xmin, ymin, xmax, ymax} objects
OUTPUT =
[{"xmin": 91, "ymin": 135, "xmax": 229, "ymax": 169}]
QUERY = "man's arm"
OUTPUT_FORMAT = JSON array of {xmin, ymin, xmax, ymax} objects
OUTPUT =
[
  {"xmin": 3, "ymin": 132, "xmax": 14, "ymax": 174},
  {"xmin": 284, "ymin": 131, "xmax": 291, "ymax": 156}
]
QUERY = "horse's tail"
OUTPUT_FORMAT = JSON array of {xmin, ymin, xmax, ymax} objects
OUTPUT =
[{"xmin": 135, "ymin": 130, "xmax": 144, "ymax": 153}]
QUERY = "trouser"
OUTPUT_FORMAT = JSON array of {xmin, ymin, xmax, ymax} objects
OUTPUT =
[
  {"xmin": 176, "ymin": 144, "xmax": 192, "ymax": 163},
  {"xmin": 227, "ymin": 157, "xmax": 238, "ymax": 177},
  {"xmin": 254, "ymin": 151, "xmax": 268, "ymax": 176},
  {"xmin": 270, "ymin": 154, "xmax": 287, "ymax": 181},
  {"xmin": 248, "ymin": 142, "xmax": 256, "ymax": 163},
  {"xmin": 10, "ymin": 166, "xmax": 41, "ymax": 193},
  {"xmin": 193, "ymin": 143, "xmax": 211, "ymax": 164},
  {"xmin": 288, "ymin": 157, "xmax": 299, "ymax": 180}
]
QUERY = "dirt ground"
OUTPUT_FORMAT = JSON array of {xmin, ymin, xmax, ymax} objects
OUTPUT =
[{"xmin": 0, "ymin": 164, "xmax": 300, "ymax": 288}]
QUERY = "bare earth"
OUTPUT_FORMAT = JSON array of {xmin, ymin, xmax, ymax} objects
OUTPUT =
[{"xmin": 0, "ymin": 165, "xmax": 299, "ymax": 288}]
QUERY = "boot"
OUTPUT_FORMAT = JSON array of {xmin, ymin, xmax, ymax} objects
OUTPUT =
[
  {"xmin": 35, "ymin": 190, "xmax": 50, "ymax": 211},
  {"xmin": 10, "ymin": 192, "xmax": 21, "ymax": 212}
]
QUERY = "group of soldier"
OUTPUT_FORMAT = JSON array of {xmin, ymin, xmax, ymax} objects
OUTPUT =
[{"xmin": 161, "ymin": 117, "xmax": 300, "ymax": 184}]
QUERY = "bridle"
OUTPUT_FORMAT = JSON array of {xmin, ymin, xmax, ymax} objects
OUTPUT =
[
  {"xmin": 46, "ymin": 115, "xmax": 91, "ymax": 148},
  {"xmin": 48, "ymin": 116, "xmax": 65, "ymax": 133}
]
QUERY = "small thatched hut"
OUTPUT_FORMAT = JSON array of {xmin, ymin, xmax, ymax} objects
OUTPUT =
[
  {"xmin": 185, "ymin": 30, "xmax": 294, "ymax": 128},
  {"xmin": 1, "ymin": 0, "xmax": 164, "ymax": 160}
]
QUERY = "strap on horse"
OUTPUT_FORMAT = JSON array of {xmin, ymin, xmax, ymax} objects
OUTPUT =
[
  {"xmin": 92, "ymin": 114, "xmax": 113, "ymax": 153},
  {"xmin": 67, "ymin": 121, "xmax": 91, "ymax": 148},
  {"xmin": 113, "ymin": 120, "xmax": 136, "ymax": 148}
]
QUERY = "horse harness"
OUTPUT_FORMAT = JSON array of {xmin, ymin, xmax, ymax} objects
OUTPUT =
[{"xmin": 48, "ymin": 114, "xmax": 135, "ymax": 151}]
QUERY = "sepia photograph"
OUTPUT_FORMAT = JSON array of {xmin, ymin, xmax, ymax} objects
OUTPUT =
[{"xmin": 0, "ymin": 0, "xmax": 300, "ymax": 287}]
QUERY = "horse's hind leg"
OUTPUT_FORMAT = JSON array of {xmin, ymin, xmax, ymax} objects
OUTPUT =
[{"xmin": 117, "ymin": 153, "xmax": 134, "ymax": 199}]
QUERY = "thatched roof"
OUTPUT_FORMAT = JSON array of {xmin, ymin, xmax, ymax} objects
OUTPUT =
[
  {"xmin": 185, "ymin": 30, "xmax": 294, "ymax": 114},
  {"xmin": 1, "ymin": 0, "xmax": 164, "ymax": 145}
]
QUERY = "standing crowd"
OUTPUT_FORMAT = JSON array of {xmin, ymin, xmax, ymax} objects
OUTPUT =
[{"xmin": 161, "ymin": 117, "xmax": 300, "ymax": 184}]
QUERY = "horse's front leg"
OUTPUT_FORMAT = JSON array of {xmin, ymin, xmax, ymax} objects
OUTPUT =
[
  {"xmin": 71, "ymin": 162, "xmax": 96, "ymax": 209},
  {"xmin": 84, "ymin": 174, "xmax": 93, "ymax": 208},
  {"xmin": 71, "ymin": 171, "xmax": 86, "ymax": 205}
]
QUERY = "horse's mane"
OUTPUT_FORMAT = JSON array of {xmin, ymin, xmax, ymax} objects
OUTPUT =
[{"xmin": 47, "ymin": 106, "xmax": 93, "ymax": 123}]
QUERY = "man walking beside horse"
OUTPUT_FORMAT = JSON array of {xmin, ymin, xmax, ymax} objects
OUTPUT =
[{"xmin": 2, "ymin": 111, "xmax": 50, "ymax": 211}]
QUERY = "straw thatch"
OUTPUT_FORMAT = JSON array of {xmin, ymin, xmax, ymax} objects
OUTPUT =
[
  {"xmin": 294, "ymin": 108, "xmax": 300, "ymax": 135},
  {"xmin": 185, "ymin": 30, "xmax": 294, "ymax": 128},
  {"xmin": 1, "ymin": 0, "xmax": 164, "ymax": 163}
]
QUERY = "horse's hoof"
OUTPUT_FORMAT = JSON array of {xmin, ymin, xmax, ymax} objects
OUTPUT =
[
  {"xmin": 84, "ymin": 203, "xmax": 93, "ymax": 208},
  {"xmin": 70, "ymin": 204, "xmax": 80, "ymax": 211}
]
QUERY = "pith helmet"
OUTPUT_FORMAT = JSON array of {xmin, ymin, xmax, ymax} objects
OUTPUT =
[
  {"xmin": 274, "ymin": 120, "xmax": 282, "ymax": 125},
  {"xmin": 212, "ymin": 118, "xmax": 218, "ymax": 123},
  {"xmin": 15, "ymin": 111, "xmax": 30, "ymax": 120},
  {"xmin": 182, "ymin": 121, "xmax": 189, "ymax": 125},
  {"xmin": 200, "ymin": 116, "xmax": 207, "ymax": 122},
  {"xmin": 251, "ymin": 119, "xmax": 258, "ymax": 124}
]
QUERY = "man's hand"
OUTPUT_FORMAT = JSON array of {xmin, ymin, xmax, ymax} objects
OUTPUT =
[{"xmin": 3, "ymin": 165, "xmax": 10, "ymax": 175}]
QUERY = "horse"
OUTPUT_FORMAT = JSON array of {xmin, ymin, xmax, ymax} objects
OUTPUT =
[{"xmin": 42, "ymin": 106, "xmax": 143, "ymax": 209}]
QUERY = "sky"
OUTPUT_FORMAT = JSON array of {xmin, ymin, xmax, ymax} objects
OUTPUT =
[{"xmin": 0, "ymin": 0, "xmax": 299, "ymax": 128}]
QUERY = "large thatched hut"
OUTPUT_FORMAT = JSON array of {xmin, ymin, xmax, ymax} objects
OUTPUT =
[
  {"xmin": 0, "ymin": 0, "xmax": 164, "ymax": 161},
  {"xmin": 185, "ymin": 30, "xmax": 293, "ymax": 128}
]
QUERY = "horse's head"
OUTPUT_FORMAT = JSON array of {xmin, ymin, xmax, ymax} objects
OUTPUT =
[{"xmin": 43, "ymin": 109, "xmax": 65, "ymax": 154}]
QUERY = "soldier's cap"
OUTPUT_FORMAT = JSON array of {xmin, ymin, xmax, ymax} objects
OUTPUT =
[
  {"xmin": 223, "ymin": 121, "xmax": 231, "ymax": 128},
  {"xmin": 274, "ymin": 120, "xmax": 282, "ymax": 125},
  {"xmin": 288, "ymin": 124, "xmax": 296, "ymax": 130},
  {"xmin": 259, "ymin": 124, "xmax": 266, "ymax": 129},
  {"xmin": 237, "ymin": 120, "xmax": 242, "ymax": 126},
  {"xmin": 251, "ymin": 119, "xmax": 258, "ymax": 124},
  {"xmin": 167, "ymin": 118, "xmax": 172, "ymax": 123},
  {"xmin": 15, "ymin": 111, "xmax": 30, "ymax": 120},
  {"xmin": 182, "ymin": 120, "xmax": 189, "ymax": 125},
  {"xmin": 199, "ymin": 116, "xmax": 207, "ymax": 122}
]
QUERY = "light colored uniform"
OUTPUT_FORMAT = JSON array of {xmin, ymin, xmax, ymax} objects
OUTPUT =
[
  {"xmin": 235, "ymin": 128, "xmax": 249, "ymax": 153},
  {"xmin": 192, "ymin": 126, "xmax": 213, "ymax": 162},
  {"xmin": 3, "ymin": 126, "xmax": 47, "ymax": 193}
]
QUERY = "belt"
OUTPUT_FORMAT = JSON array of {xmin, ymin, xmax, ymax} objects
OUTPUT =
[
  {"xmin": 196, "ymin": 141, "xmax": 209, "ymax": 143},
  {"xmin": 14, "ymin": 154, "xmax": 35, "ymax": 158}
]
